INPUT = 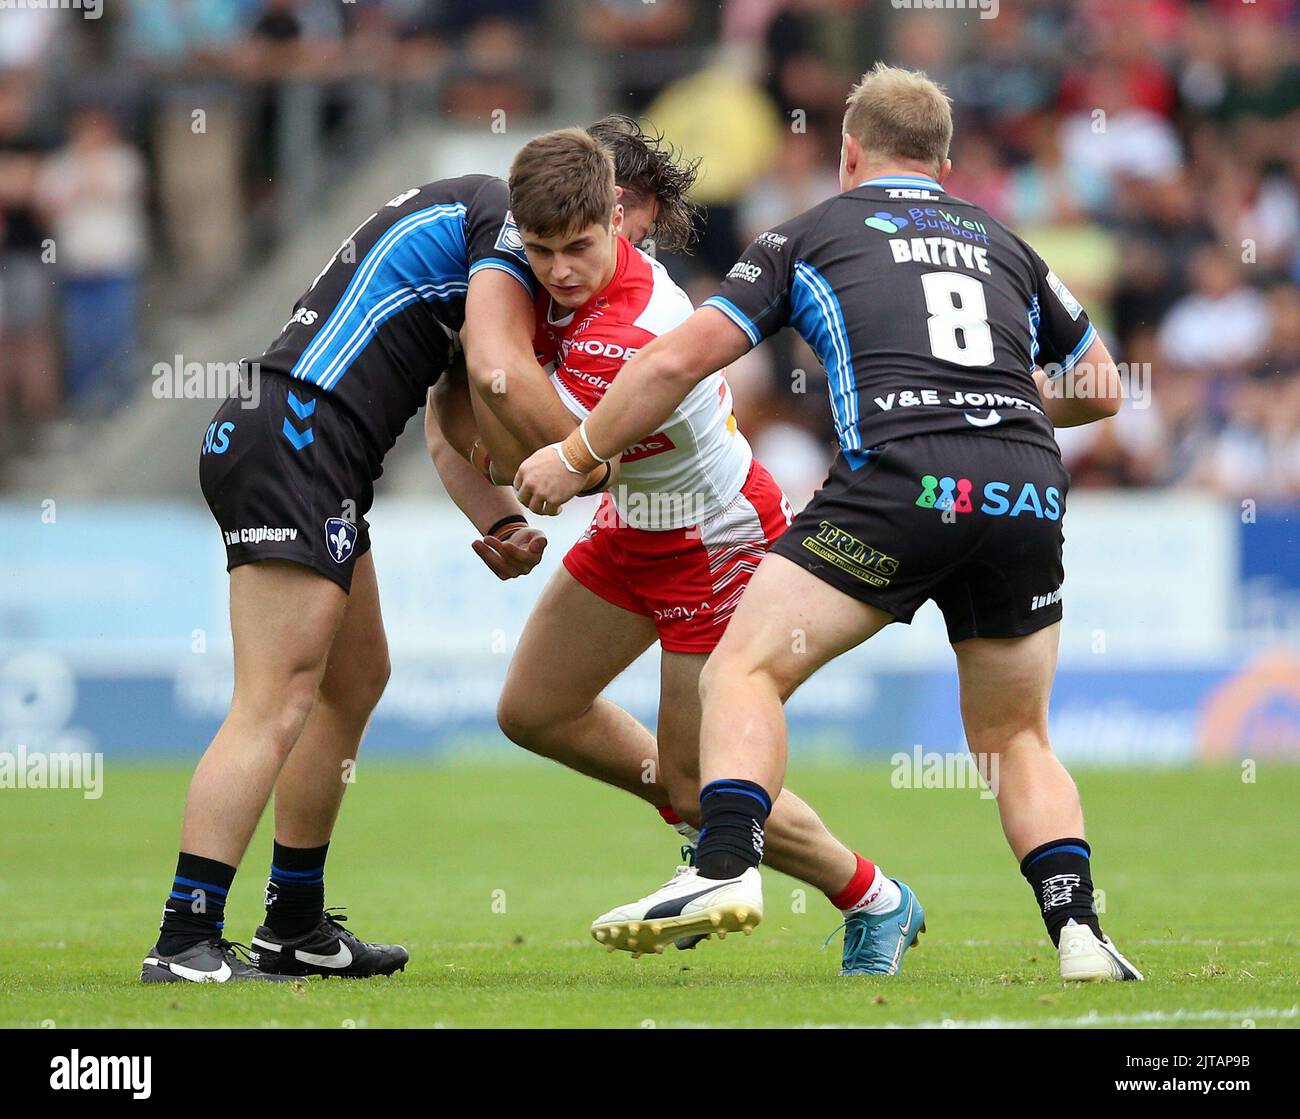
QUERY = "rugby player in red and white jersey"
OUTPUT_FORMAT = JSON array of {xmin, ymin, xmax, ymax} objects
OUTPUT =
[{"xmin": 449, "ymin": 128, "xmax": 924, "ymax": 972}]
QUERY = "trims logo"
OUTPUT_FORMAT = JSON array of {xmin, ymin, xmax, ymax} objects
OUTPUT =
[{"xmin": 801, "ymin": 521, "xmax": 899, "ymax": 586}]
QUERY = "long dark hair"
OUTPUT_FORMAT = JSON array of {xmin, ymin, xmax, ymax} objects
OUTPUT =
[{"xmin": 587, "ymin": 114, "xmax": 700, "ymax": 254}]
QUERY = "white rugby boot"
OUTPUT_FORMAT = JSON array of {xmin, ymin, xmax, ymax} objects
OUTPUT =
[
  {"xmin": 1058, "ymin": 918, "xmax": 1144, "ymax": 981},
  {"xmin": 592, "ymin": 866, "xmax": 762, "ymax": 957}
]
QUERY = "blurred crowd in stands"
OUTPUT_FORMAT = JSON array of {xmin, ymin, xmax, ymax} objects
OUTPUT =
[{"xmin": 0, "ymin": 0, "xmax": 1297, "ymax": 502}]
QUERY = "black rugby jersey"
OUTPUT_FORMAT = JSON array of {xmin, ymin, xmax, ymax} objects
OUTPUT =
[
  {"xmin": 703, "ymin": 173, "xmax": 1096, "ymax": 460},
  {"xmin": 256, "ymin": 174, "xmax": 534, "ymax": 462}
]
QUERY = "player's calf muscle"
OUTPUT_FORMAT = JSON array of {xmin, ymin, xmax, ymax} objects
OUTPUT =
[{"xmin": 657, "ymin": 761, "xmax": 702, "ymax": 825}]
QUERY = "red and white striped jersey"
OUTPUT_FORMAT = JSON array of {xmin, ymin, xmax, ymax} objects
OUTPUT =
[{"xmin": 533, "ymin": 237, "xmax": 753, "ymax": 530}]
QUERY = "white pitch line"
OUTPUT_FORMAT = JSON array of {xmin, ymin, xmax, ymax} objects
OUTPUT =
[
  {"xmin": 643, "ymin": 1007, "xmax": 1299, "ymax": 1030},
  {"xmin": 949, "ymin": 938, "xmax": 1282, "ymax": 948},
  {"xmin": 876, "ymin": 1006, "xmax": 1299, "ymax": 1030}
]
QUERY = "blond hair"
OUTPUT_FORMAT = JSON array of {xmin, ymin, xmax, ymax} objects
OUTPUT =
[
  {"xmin": 843, "ymin": 63, "xmax": 953, "ymax": 171},
  {"xmin": 509, "ymin": 128, "xmax": 616, "ymax": 238}
]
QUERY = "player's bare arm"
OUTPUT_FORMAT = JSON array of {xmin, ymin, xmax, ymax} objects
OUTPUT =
[
  {"xmin": 1033, "ymin": 334, "xmax": 1124, "ymax": 428},
  {"xmin": 513, "ymin": 306, "xmax": 748, "ymax": 514},
  {"xmin": 456, "ymin": 271, "xmax": 616, "ymax": 498},
  {"xmin": 461, "ymin": 268, "xmax": 582, "ymax": 473},
  {"xmin": 425, "ymin": 372, "xmax": 547, "ymax": 581}
]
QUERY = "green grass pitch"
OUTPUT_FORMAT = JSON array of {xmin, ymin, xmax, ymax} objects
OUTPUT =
[{"xmin": 1, "ymin": 760, "xmax": 1296, "ymax": 1028}]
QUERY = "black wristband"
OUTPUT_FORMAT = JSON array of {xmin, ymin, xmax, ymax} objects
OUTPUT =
[
  {"xmin": 486, "ymin": 514, "xmax": 527, "ymax": 538},
  {"xmin": 577, "ymin": 462, "xmax": 613, "ymax": 497}
]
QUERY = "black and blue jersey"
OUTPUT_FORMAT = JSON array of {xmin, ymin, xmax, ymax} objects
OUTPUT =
[
  {"xmin": 703, "ymin": 173, "xmax": 1096, "ymax": 461},
  {"xmin": 256, "ymin": 174, "xmax": 533, "ymax": 462}
]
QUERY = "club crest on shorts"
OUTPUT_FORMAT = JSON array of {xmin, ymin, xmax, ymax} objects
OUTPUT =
[{"xmin": 325, "ymin": 517, "xmax": 357, "ymax": 563}]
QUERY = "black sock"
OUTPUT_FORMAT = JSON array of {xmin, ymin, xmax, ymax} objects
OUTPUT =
[
  {"xmin": 157, "ymin": 852, "xmax": 236, "ymax": 956},
  {"xmin": 1020, "ymin": 837, "xmax": 1102, "ymax": 947},
  {"xmin": 695, "ymin": 779, "xmax": 771, "ymax": 879},
  {"xmin": 264, "ymin": 841, "xmax": 329, "ymax": 938}
]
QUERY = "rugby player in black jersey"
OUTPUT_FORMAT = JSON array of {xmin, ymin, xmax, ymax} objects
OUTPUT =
[
  {"xmin": 140, "ymin": 119, "xmax": 685, "ymax": 984},
  {"xmin": 516, "ymin": 67, "xmax": 1140, "ymax": 981}
]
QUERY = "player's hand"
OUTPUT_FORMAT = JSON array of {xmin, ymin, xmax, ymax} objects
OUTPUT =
[
  {"xmin": 513, "ymin": 443, "xmax": 592, "ymax": 516},
  {"xmin": 471, "ymin": 526, "xmax": 547, "ymax": 580}
]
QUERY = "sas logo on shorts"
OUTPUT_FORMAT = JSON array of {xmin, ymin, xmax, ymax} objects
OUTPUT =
[
  {"xmin": 915, "ymin": 475, "xmax": 1063, "ymax": 520},
  {"xmin": 202, "ymin": 420, "xmax": 234, "ymax": 455},
  {"xmin": 325, "ymin": 517, "xmax": 357, "ymax": 564}
]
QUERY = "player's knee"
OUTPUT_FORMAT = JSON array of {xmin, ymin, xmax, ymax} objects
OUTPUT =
[
  {"xmin": 698, "ymin": 651, "xmax": 727, "ymax": 705},
  {"xmin": 354, "ymin": 653, "xmax": 392, "ymax": 714},
  {"xmin": 496, "ymin": 689, "xmax": 561, "ymax": 753},
  {"xmin": 699, "ymin": 646, "xmax": 779, "ymax": 706},
  {"xmin": 336, "ymin": 654, "xmax": 391, "ymax": 717},
  {"xmin": 965, "ymin": 722, "xmax": 1051, "ymax": 761},
  {"xmin": 238, "ymin": 675, "xmax": 318, "ymax": 757},
  {"xmin": 318, "ymin": 637, "xmax": 391, "ymax": 718}
]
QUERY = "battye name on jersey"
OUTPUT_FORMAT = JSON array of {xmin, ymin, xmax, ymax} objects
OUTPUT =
[{"xmin": 888, "ymin": 236, "xmax": 991, "ymax": 274}]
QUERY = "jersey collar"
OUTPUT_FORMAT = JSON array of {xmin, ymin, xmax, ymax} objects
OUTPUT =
[{"xmin": 858, "ymin": 174, "xmax": 943, "ymax": 191}]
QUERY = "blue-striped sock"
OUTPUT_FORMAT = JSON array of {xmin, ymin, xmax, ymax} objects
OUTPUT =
[
  {"xmin": 157, "ymin": 852, "xmax": 235, "ymax": 955},
  {"xmin": 264, "ymin": 841, "xmax": 329, "ymax": 938},
  {"xmin": 1020, "ymin": 837, "xmax": 1101, "ymax": 946},
  {"xmin": 696, "ymin": 778, "xmax": 771, "ymax": 879}
]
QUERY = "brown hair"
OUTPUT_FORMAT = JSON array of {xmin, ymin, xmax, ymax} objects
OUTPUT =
[
  {"xmin": 843, "ymin": 63, "xmax": 953, "ymax": 171},
  {"xmin": 587, "ymin": 114, "xmax": 700, "ymax": 253},
  {"xmin": 509, "ymin": 128, "xmax": 616, "ymax": 239}
]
